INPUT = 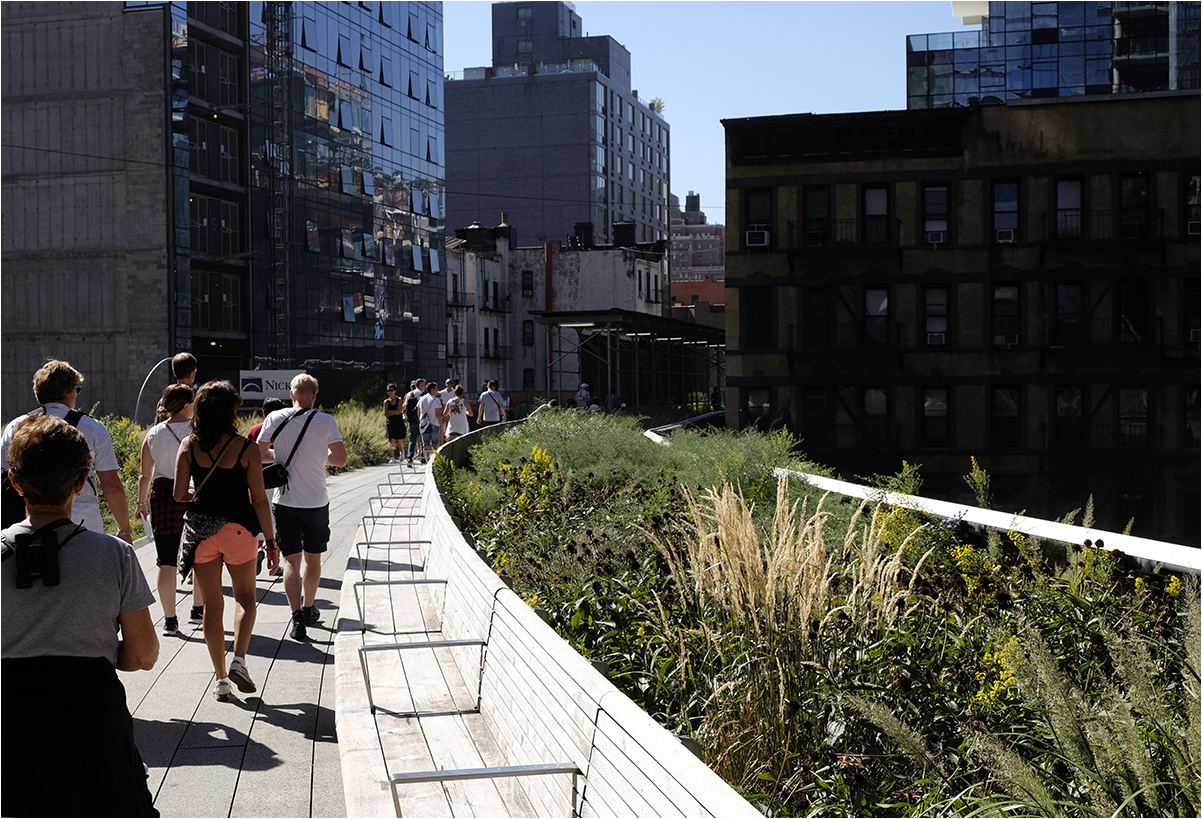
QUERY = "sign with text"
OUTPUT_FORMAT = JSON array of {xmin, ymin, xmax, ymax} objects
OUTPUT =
[{"xmin": 239, "ymin": 370, "xmax": 304, "ymax": 402}]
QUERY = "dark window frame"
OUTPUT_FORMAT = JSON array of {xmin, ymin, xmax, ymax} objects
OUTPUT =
[{"xmin": 922, "ymin": 386, "xmax": 951, "ymax": 448}]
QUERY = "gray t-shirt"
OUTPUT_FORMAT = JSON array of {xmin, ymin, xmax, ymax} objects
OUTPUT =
[{"xmin": 1, "ymin": 522, "xmax": 155, "ymax": 666}]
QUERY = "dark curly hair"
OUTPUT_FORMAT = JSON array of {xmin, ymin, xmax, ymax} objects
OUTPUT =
[{"xmin": 190, "ymin": 380, "xmax": 241, "ymax": 452}]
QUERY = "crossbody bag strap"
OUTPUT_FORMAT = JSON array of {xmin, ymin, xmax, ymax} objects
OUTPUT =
[
  {"xmin": 268, "ymin": 408, "xmax": 300, "ymax": 443},
  {"xmin": 282, "ymin": 410, "xmax": 318, "ymax": 470},
  {"xmin": 192, "ymin": 435, "xmax": 239, "ymax": 499}
]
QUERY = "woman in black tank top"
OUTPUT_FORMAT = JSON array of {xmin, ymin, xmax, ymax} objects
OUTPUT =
[
  {"xmin": 175, "ymin": 380, "xmax": 279, "ymax": 702},
  {"xmin": 383, "ymin": 382, "xmax": 405, "ymax": 462}
]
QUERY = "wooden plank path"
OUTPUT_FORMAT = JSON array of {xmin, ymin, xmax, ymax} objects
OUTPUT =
[{"xmin": 120, "ymin": 462, "xmax": 406, "ymax": 818}]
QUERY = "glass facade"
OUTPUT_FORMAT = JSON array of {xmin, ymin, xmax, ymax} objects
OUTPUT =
[{"xmin": 907, "ymin": 1, "xmax": 1201, "ymax": 109}]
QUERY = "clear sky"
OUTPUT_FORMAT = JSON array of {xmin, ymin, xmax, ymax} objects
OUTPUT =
[{"xmin": 441, "ymin": 0, "xmax": 979, "ymax": 223}]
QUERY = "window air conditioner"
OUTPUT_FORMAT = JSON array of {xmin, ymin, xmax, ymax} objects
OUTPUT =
[
  {"xmin": 1191, "ymin": 328, "xmax": 1201, "ymax": 343},
  {"xmin": 1189, "ymin": 221, "xmax": 1201, "ymax": 236},
  {"xmin": 745, "ymin": 230, "xmax": 769, "ymax": 247},
  {"xmin": 522, "ymin": 286, "xmax": 533, "ymax": 296},
  {"xmin": 1001, "ymin": 333, "xmax": 1019, "ymax": 346},
  {"xmin": 927, "ymin": 332, "xmax": 946, "ymax": 345},
  {"xmin": 925, "ymin": 231, "xmax": 946, "ymax": 244},
  {"xmin": 995, "ymin": 229, "xmax": 1016, "ymax": 243}
]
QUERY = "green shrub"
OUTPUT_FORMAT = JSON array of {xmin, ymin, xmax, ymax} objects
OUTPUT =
[{"xmin": 329, "ymin": 401, "xmax": 390, "ymax": 472}]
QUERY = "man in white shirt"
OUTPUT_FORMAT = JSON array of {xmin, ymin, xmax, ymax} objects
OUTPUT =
[
  {"xmin": 0, "ymin": 359, "xmax": 133, "ymax": 541},
  {"xmin": 438, "ymin": 378, "xmax": 455, "ymax": 445},
  {"xmin": 258, "ymin": 374, "xmax": 348, "ymax": 640},
  {"xmin": 476, "ymin": 380, "xmax": 507, "ymax": 427},
  {"xmin": 417, "ymin": 383, "xmax": 444, "ymax": 462}
]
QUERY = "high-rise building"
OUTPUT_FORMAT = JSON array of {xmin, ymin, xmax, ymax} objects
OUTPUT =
[
  {"xmin": 907, "ymin": 1, "xmax": 1200, "ymax": 109},
  {"xmin": 669, "ymin": 191, "xmax": 725, "ymax": 311},
  {"xmin": 723, "ymin": 92, "xmax": 1200, "ymax": 544},
  {"xmin": 1, "ymin": 1, "xmax": 445, "ymax": 419},
  {"xmin": 445, "ymin": 1, "xmax": 670, "ymax": 250}
]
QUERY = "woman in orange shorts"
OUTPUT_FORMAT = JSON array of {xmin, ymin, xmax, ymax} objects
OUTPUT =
[{"xmin": 175, "ymin": 380, "xmax": 279, "ymax": 702}]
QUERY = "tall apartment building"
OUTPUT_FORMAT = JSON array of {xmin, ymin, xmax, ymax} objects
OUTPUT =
[
  {"xmin": 1, "ymin": 1, "xmax": 445, "ymax": 419},
  {"xmin": 908, "ymin": 1, "xmax": 1200, "ymax": 109},
  {"xmin": 445, "ymin": 1, "xmax": 670, "ymax": 250},
  {"xmin": 669, "ymin": 191, "xmax": 726, "ymax": 310},
  {"xmin": 723, "ymin": 92, "xmax": 1200, "ymax": 544}
]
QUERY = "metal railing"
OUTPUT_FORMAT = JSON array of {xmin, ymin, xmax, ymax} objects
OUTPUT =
[{"xmin": 1042, "ymin": 209, "xmax": 1165, "ymax": 241}]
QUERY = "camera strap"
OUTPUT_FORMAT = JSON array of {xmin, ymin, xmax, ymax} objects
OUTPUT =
[{"xmin": 2, "ymin": 517, "xmax": 85, "ymax": 588}]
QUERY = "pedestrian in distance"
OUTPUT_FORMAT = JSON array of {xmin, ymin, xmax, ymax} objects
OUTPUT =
[
  {"xmin": 383, "ymin": 383, "xmax": 406, "ymax": 463},
  {"xmin": 2, "ymin": 414, "xmax": 160, "ymax": 816},
  {"xmin": 438, "ymin": 378, "xmax": 455, "ymax": 445},
  {"xmin": 477, "ymin": 380, "xmax": 507, "ymax": 427},
  {"xmin": 575, "ymin": 382, "xmax": 591, "ymax": 409},
  {"xmin": 442, "ymin": 384, "xmax": 471, "ymax": 440},
  {"xmin": 417, "ymin": 382, "xmax": 443, "ymax": 461},
  {"xmin": 0, "ymin": 359, "xmax": 134, "ymax": 541},
  {"xmin": 257, "ymin": 374, "xmax": 347, "ymax": 641},
  {"xmin": 175, "ymin": 380, "xmax": 279, "ymax": 701},
  {"xmin": 156, "ymin": 351, "xmax": 198, "ymax": 423},
  {"xmin": 403, "ymin": 379, "xmax": 426, "ymax": 465},
  {"xmin": 136, "ymin": 384, "xmax": 200, "ymax": 637},
  {"xmin": 247, "ymin": 397, "xmax": 288, "ymax": 444}
]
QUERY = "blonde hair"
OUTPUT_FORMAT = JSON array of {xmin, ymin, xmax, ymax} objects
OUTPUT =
[{"xmin": 291, "ymin": 373, "xmax": 319, "ymax": 395}]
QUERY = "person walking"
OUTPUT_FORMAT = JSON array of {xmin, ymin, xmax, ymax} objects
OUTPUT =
[
  {"xmin": 0, "ymin": 359, "xmax": 134, "ymax": 541},
  {"xmin": 2, "ymin": 414, "xmax": 160, "ymax": 816},
  {"xmin": 257, "ymin": 374, "xmax": 347, "ymax": 641},
  {"xmin": 155, "ymin": 352, "xmax": 198, "ymax": 422},
  {"xmin": 575, "ymin": 382, "xmax": 591, "ymax": 409},
  {"xmin": 476, "ymin": 380, "xmax": 507, "ymax": 427},
  {"xmin": 438, "ymin": 378, "xmax": 455, "ymax": 445},
  {"xmin": 442, "ymin": 384, "xmax": 471, "ymax": 440},
  {"xmin": 383, "ymin": 383, "xmax": 405, "ymax": 463},
  {"xmin": 247, "ymin": 397, "xmax": 287, "ymax": 444},
  {"xmin": 136, "ymin": 384, "xmax": 200, "ymax": 637},
  {"xmin": 175, "ymin": 381, "xmax": 279, "ymax": 701},
  {"xmin": 403, "ymin": 379, "xmax": 426, "ymax": 465},
  {"xmin": 417, "ymin": 382, "xmax": 443, "ymax": 461}
]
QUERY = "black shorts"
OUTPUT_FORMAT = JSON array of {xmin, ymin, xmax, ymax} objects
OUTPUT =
[
  {"xmin": 386, "ymin": 417, "xmax": 405, "ymax": 439},
  {"xmin": 273, "ymin": 503, "xmax": 331, "ymax": 556},
  {"xmin": 154, "ymin": 532, "xmax": 182, "ymax": 568}
]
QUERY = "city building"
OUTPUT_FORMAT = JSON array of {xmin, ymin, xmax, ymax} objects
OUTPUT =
[
  {"xmin": 1, "ymin": 1, "xmax": 445, "ymax": 419},
  {"xmin": 908, "ymin": 1, "xmax": 1200, "ymax": 109},
  {"xmin": 669, "ymin": 190, "xmax": 726, "ymax": 318},
  {"xmin": 723, "ymin": 92, "xmax": 1200, "ymax": 544},
  {"xmin": 445, "ymin": 1, "xmax": 670, "ymax": 250}
]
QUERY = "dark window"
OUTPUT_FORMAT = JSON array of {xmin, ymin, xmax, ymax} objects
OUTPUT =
[
  {"xmin": 745, "ymin": 189, "xmax": 771, "ymax": 230},
  {"xmin": 522, "ymin": 320, "xmax": 534, "ymax": 346},
  {"xmin": 191, "ymin": 271, "xmax": 209, "ymax": 330},
  {"xmin": 802, "ymin": 186, "xmax": 830, "ymax": 246},
  {"xmin": 993, "ymin": 284, "xmax": 1019, "ymax": 346},
  {"xmin": 864, "ymin": 388, "xmax": 888, "ymax": 446},
  {"xmin": 993, "ymin": 386, "xmax": 1021, "ymax": 448},
  {"xmin": 1055, "ymin": 283, "xmax": 1083, "ymax": 345},
  {"xmin": 1118, "ymin": 280, "xmax": 1150, "ymax": 343},
  {"xmin": 1118, "ymin": 173, "xmax": 1148, "ymax": 238},
  {"xmin": 338, "ymin": 33, "xmax": 352, "ymax": 67},
  {"xmin": 746, "ymin": 388, "xmax": 771, "ymax": 430},
  {"xmin": 742, "ymin": 286, "xmax": 774, "ymax": 349},
  {"xmin": 922, "ymin": 387, "xmax": 950, "ymax": 447},
  {"xmin": 865, "ymin": 288, "xmax": 888, "ymax": 345},
  {"xmin": 522, "ymin": 270, "xmax": 534, "ymax": 297},
  {"xmin": 801, "ymin": 388, "xmax": 831, "ymax": 449},
  {"xmin": 220, "ymin": 272, "xmax": 241, "ymax": 332},
  {"xmin": 219, "ymin": 126, "xmax": 239, "ymax": 183},
  {"xmin": 925, "ymin": 286, "xmax": 948, "ymax": 345},
  {"xmin": 993, "ymin": 180, "xmax": 1019, "ymax": 239},
  {"xmin": 1055, "ymin": 386, "xmax": 1084, "ymax": 448},
  {"xmin": 1056, "ymin": 178, "xmax": 1082, "ymax": 238},
  {"xmin": 1118, "ymin": 388, "xmax": 1148, "ymax": 447},
  {"xmin": 1186, "ymin": 173, "xmax": 1200, "ymax": 235},
  {"xmin": 381, "ymin": 56, "xmax": 393, "ymax": 86},
  {"xmin": 801, "ymin": 287, "xmax": 831, "ymax": 347},
  {"xmin": 863, "ymin": 185, "xmax": 889, "ymax": 244},
  {"xmin": 188, "ymin": 117, "xmax": 210, "ymax": 177},
  {"xmin": 219, "ymin": 201, "xmax": 239, "ymax": 255},
  {"xmin": 523, "ymin": 368, "xmax": 535, "ymax": 391},
  {"xmin": 923, "ymin": 183, "xmax": 948, "ymax": 240},
  {"xmin": 306, "ymin": 220, "xmax": 319, "ymax": 253}
]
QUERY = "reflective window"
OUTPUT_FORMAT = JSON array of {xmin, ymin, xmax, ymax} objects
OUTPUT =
[
  {"xmin": 993, "ymin": 285, "xmax": 1020, "ymax": 345},
  {"xmin": 922, "ymin": 387, "xmax": 950, "ymax": 447},
  {"xmin": 993, "ymin": 180, "xmax": 1019, "ymax": 237},
  {"xmin": 923, "ymin": 183, "xmax": 948, "ymax": 236},
  {"xmin": 1055, "ymin": 283, "xmax": 1083, "ymax": 345},
  {"xmin": 1118, "ymin": 388, "xmax": 1149, "ymax": 447},
  {"xmin": 865, "ymin": 288, "xmax": 888, "ymax": 344},
  {"xmin": 1055, "ymin": 386, "xmax": 1084, "ymax": 448},
  {"xmin": 925, "ymin": 286, "xmax": 948, "ymax": 342}
]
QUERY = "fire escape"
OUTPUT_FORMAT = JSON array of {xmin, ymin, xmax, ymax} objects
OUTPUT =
[{"xmin": 264, "ymin": 2, "xmax": 294, "ymax": 367}]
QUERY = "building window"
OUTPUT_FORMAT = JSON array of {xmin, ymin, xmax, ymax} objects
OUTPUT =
[
  {"xmin": 925, "ymin": 286, "xmax": 948, "ymax": 346},
  {"xmin": 993, "ymin": 285, "xmax": 1019, "ymax": 346},
  {"xmin": 801, "ymin": 186, "xmax": 830, "ymax": 246},
  {"xmin": 219, "ymin": 201, "xmax": 239, "ymax": 256},
  {"xmin": 801, "ymin": 388, "xmax": 831, "ymax": 449},
  {"xmin": 220, "ymin": 273, "xmax": 241, "ymax": 332},
  {"xmin": 522, "ymin": 320, "xmax": 534, "ymax": 346},
  {"xmin": 993, "ymin": 180, "xmax": 1019, "ymax": 241},
  {"xmin": 306, "ymin": 220, "xmax": 319, "ymax": 253},
  {"xmin": 191, "ymin": 271, "xmax": 209, "ymax": 330},
  {"xmin": 1119, "ymin": 280, "xmax": 1150, "ymax": 343},
  {"xmin": 518, "ymin": 40, "xmax": 532, "ymax": 53},
  {"xmin": 865, "ymin": 287, "xmax": 888, "ymax": 345},
  {"xmin": 522, "ymin": 270, "xmax": 534, "ymax": 297},
  {"xmin": 188, "ymin": 117, "xmax": 209, "ymax": 177},
  {"xmin": 864, "ymin": 388, "xmax": 888, "ymax": 446},
  {"xmin": 746, "ymin": 388, "xmax": 771, "ymax": 430},
  {"xmin": 742, "ymin": 286, "xmax": 774, "ymax": 349},
  {"xmin": 381, "ymin": 56, "xmax": 392, "ymax": 86},
  {"xmin": 1055, "ymin": 386, "xmax": 1084, "ymax": 448},
  {"xmin": 1118, "ymin": 173, "xmax": 1148, "ymax": 238},
  {"xmin": 1054, "ymin": 283, "xmax": 1083, "ymax": 345},
  {"xmin": 993, "ymin": 386, "xmax": 1021, "ymax": 448},
  {"xmin": 523, "ymin": 368, "xmax": 535, "ymax": 391},
  {"xmin": 863, "ymin": 186, "xmax": 889, "ymax": 244},
  {"xmin": 1186, "ymin": 173, "xmax": 1200, "ymax": 236},
  {"xmin": 1118, "ymin": 388, "xmax": 1149, "ymax": 447},
  {"xmin": 801, "ymin": 286, "xmax": 831, "ymax": 347},
  {"xmin": 517, "ymin": 6, "xmax": 532, "ymax": 19},
  {"xmin": 923, "ymin": 183, "xmax": 948, "ymax": 242},
  {"xmin": 1056, "ymin": 179, "xmax": 1082, "ymax": 238},
  {"xmin": 218, "ymin": 50, "xmax": 238, "ymax": 105},
  {"xmin": 337, "ymin": 33, "xmax": 352, "ymax": 67},
  {"xmin": 219, "ymin": 126, "xmax": 238, "ymax": 183},
  {"xmin": 922, "ymin": 387, "xmax": 950, "ymax": 448},
  {"xmin": 744, "ymin": 188, "xmax": 772, "ymax": 236}
]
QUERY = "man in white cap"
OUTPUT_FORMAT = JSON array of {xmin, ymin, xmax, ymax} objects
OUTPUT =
[{"xmin": 575, "ymin": 382, "xmax": 591, "ymax": 409}]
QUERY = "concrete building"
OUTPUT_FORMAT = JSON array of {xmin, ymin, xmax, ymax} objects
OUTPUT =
[
  {"xmin": 669, "ymin": 190, "xmax": 726, "ymax": 322},
  {"xmin": 909, "ymin": 1, "xmax": 1200, "ymax": 109},
  {"xmin": 445, "ymin": 1, "xmax": 670, "ymax": 250},
  {"xmin": 2, "ymin": 1, "xmax": 445, "ymax": 421},
  {"xmin": 723, "ymin": 92, "xmax": 1200, "ymax": 544}
]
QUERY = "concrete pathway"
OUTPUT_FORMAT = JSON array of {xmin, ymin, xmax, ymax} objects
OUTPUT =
[{"xmin": 122, "ymin": 462, "xmax": 414, "ymax": 818}]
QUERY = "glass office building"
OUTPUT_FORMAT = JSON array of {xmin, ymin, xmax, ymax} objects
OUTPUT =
[
  {"xmin": 128, "ymin": 0, "xmax": 445, "ymax": 395},
  {"xmin": 907, "ymin": 1, "xmax": 1200, "ymax": 109}
]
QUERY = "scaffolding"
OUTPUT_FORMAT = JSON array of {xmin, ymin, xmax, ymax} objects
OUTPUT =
[{"xmin": 264, "ymin": 2, "xmax": 294, "ymax": 367}]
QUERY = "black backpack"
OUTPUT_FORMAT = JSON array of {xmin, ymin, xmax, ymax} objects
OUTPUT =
[
  {"xmin": 405, "ymin": 390, "xmax": 420, "ymax": 416},
  {"xmin": 1, "ymin": 408, "xmax": 85, "ymax": 529}
]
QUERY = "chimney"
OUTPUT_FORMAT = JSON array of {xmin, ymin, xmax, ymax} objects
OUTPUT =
[
  {"xmin": 612, "ymin": 221, "xmax": 636, "ymax": 248},
  {"xmin": 573, "ymin": 221, "xmax": 594, "ymax": 250}
]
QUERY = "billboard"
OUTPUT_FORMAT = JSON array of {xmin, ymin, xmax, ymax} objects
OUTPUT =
[{"xmin": 239, "ymin": 370, "xmax": 304, "ymax": 402}]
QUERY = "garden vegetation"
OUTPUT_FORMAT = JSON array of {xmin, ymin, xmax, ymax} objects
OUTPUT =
[{"xmin": 440, "ymin": 411, "xmax": 1200, "ymax": 818}]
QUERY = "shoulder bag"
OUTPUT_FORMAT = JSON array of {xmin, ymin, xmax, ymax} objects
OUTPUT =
[{"xmin": 263, "ymin": 409, "xmax": 317, "ymax": 489}]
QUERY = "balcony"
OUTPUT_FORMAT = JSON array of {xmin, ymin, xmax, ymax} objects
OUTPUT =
[
  {"xmin": 1043, "ymin": 209, "xmax": 1165, "ymax": 241},
  {"xmin": 447, "ymin": 289, "xmax": 472, "ymax": 309},
  {"xmin": 481, "ymin": 296, "xmax": 512, "ymax": 314},
  {"xmin": 1046, "ymin": 316, "xmax": 1165, "ymax": 347},
  {"xmin": 480, "ymin": 345, "xmax": 511, "ymax": 361},
  {"xmin": 447, "ymin": 341, "xmax": 476, "ymax": 360}
]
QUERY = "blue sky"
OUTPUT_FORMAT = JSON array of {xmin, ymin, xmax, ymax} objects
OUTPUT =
[{"xmin": 442, "ymin": 1, "xmax": 979, "ymax": 223}]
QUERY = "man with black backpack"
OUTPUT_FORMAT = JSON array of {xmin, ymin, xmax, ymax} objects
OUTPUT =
[
  {"xmin": 403, "ymin": 378, "xmax": 426, "ymax": 466},
  {"xmin": 1, "ymin": 359, "xmax": 133, "ymax": 541}
]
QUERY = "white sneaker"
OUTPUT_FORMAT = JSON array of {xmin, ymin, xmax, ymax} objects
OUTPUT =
[
  {"xmin": 228, "ymin": 659, "xmax": 256, "ymax": 693},
  {"xmin": 213, "ymin": 678, "xmax": 233, "ymax": 701}
]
